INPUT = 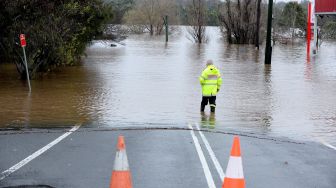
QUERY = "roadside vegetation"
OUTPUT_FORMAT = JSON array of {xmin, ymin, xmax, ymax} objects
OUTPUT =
[
  {"xmin": 322, "ymin": 21, "xmax": 336, "ymax": 39},
  {"xmin": 0, "ymin": 0, "xmax": 112, "ymax": 79},
  {"xmin": 273, "ymin": 1, "xmax": 336, "ymax": 44}
]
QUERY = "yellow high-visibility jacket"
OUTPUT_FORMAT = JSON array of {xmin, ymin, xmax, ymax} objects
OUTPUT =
[{"xmin": 199, "ymin": 65, "xmax": 222, "ymax": 96}]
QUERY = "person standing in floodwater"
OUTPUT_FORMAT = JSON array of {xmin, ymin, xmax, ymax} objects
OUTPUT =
[{"xmin": 199, "ymin": 60, "xmax": 222, "ymax": 113}]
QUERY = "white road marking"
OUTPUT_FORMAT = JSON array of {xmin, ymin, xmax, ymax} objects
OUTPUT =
[
  {"xmin": 0, "ymin": 124, "xmax": 81, "ymax": 181},
  {"xmin": 321, "ymin": 141, "xmax": 336, "ymax": 151},
  {"xmin": 188, "ymin": 123, "xmax": 216, "ymax": 188},
  {"xmin": 195, "ymin": 123, "xmax": 225, "ymax": 181}
]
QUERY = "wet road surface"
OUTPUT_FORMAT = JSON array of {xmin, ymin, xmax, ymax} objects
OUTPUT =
[{"xmin": 1, "ymin": 124, "xmax": 335, "ymax": 188}]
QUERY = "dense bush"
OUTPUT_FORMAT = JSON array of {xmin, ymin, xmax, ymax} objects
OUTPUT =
[
  {"xmin": 322, "ymin": 21, "xmax": 336, "ymax": 39},
  {"xmin": 0, "ymin": 0, "xmax": 112, "ymax": 79}
]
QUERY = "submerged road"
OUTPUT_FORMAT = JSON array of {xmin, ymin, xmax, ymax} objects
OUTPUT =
[{"xmin": 0, "ymin": 124, "xmax": 335, "ymax": 188}]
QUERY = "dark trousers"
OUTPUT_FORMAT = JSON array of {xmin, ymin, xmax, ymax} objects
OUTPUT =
[{"xmin": 200, "ymin": 96, "xmax": 216, "ymax": 112}]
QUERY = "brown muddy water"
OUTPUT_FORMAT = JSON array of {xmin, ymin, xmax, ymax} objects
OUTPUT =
[{"xmin": 0, "ymin": 27, "xmax": 336, "ymax": 145}]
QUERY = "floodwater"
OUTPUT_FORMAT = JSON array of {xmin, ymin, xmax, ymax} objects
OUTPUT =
[{"xmin": 0, "ymin": 27, "xmax": 335, "ymax": 145}]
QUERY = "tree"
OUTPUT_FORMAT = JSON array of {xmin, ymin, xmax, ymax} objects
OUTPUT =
[
  {"xmin": 108, "ymin": 0, "xmax": 134, "ymax": 24},
  {"xmin": 206, "ymin": 0, "xmax": 221, "ymax": 26},
  {"xmin": 0, "ymin": 0, "xmax": 112, "ymax": 79},
  {"xmin": 322, "ymin": 21, "xmax": 336, "ymax": 39},
  {"xmin": 255, "ymin": 0, "xmax": 262, "ymax": 49},
  {"xmin": 123, "ymin": 0, "xmax": 178, "ymax": 35},
  {"xmin": 218, "ymin": 0, "xmax": 261, "ymax": 44},
  {"xmin": 186, "ymin": 0, "xmax": 207, "ymax": 43},
  {"xmin": 278, "ymin": 2, "xmax": 306, "ymax": 37},
  {"xmin": 177, "ymin": 0, "xmax": 221, "ymax": 26}
]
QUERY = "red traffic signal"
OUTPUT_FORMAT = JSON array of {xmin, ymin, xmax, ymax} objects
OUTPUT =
[{"xmin": 20, "ymin": 34, "xmax": 26, "ymax": 47}]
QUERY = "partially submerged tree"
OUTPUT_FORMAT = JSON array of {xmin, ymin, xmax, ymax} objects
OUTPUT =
[
  {"xmin": 278, "ymin": 2, "xmax": 306, "ymax": 38},
  {"xmin": 123, "ymin": 0, "xmax": 178, "ymax": 35},
  {"xmin": 177, "ymin": 0, "xmax": 221, "ymax": 26},
  {"xmin": 255, "ymin": 0, "xmax": 262, "ymax": 49},
  {"xmin": 218, "ymin": 0, "xmax": 265, "ymax": 44},
  {"xmin": 186, "ymin": 0, "xmax": 207, "ymax": 43}
]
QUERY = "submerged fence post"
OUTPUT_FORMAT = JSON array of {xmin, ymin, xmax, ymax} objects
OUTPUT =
[
  {"xmin": 20, "ymin": 34, "xmax": 31, "ymax": 92},
  {"xmin": 264, "ymin": 0, "xmax": 273, "ymax": 64},
  {"xmin": 164, "ymin": 15, "xmax": 168, "ymax": 42},
  {"xmin": 313, "ymin": 14, "xmax": 318, "ymax": 54}
]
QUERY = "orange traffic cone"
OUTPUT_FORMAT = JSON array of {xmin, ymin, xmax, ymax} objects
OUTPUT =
[
  {"xmin": 110, "ymin": 136, "xmax": 133, "ymax": 188},
  {"xmin": 222, "ymin": 136, "xmax": 245, "ymax": 188}
]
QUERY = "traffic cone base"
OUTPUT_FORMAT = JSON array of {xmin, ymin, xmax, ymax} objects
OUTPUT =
[
  {"xmin": 110, "ymin": 171, "xmax": 132, "ymax": 188},
  {"xmin": 223, "ymin": 177, "xmax": 245, "ymax": 188}
]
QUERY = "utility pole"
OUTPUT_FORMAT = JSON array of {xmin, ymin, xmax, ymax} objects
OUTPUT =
[{"xmin": 265, "ymin": 0, "xmax": 273, "ymax": 64}]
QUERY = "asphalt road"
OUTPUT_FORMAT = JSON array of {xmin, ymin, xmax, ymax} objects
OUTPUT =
[{"xmin": 0, "ymin": 124, "xmax": 336, "ymax": 188}]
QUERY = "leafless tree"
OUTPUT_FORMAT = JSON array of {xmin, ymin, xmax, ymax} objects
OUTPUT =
[
  {"xmin": 123, "ymin": 0, "xmax": 178, "ymax": 35},
  {"xmin": 219, "ymin": 0, "xmax": 264, "ymax": 44},
  {"xmin": 186, "ymin": 0, "xmax": 207, "ymax": 43}
]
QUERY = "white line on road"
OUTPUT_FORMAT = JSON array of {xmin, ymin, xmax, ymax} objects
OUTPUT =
[
  {"xmin": 0, "ymin": 124, "xmax": 81, "ymax": 181},
  {"xmin": 321, "ymin": 141, "xmax": 336, "ymax": 151},
  {"xmin": 195, "ymin": 123, "xmax": 225, "ymax": 181},
  {"xmin": 188, "ymin": 123, "xmax": 216, "ymax": 188}
]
